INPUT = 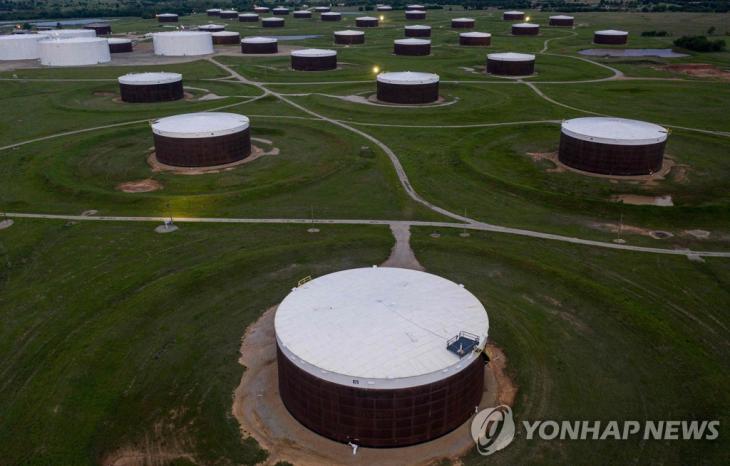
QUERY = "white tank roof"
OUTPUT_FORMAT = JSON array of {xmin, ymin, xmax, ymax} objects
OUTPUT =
[
  {"xmin": 453, "ymin": 17, "xmax": 475, "ymax": 21},
  {"xmin": 157, "ymin": 13, "xmax": 178, "ymax": 17},
  {"xmin": 407, "ymin": 4, "xmax": 425, "ymax": 9},
  {"xmin": 118, "ymin": 72, "xmax": 182, "ymax": 85},
  {"xmin": 275, "ymin": 268, "xmax": 489, "ymax": 389},
  {"xmin": 198, "ymin": 24, "xmax": 225, "ymax": 30},
  {"xmin": 595, "ymin": 29, "xmax": 629, "ymax": 35},
  {"xmin": 151, "ymin": 112, "xmax": 250, "ymax": 138},
  {"xmin": 377, "ymin": 71, "xmax": 439, "ymax": 85},
  {"xmin": 294, "ymin": 10, "xmax": 311, "ymax": 13},
  {"xmin": 0, "ymin": 34, "xmax": 45, "ymax": 60},
  {"xmin": 394, "ymin": 38, "xmax": 430, "ymax": 45},
  {"xmin": 107, "ymin": 38, "xmax": 132, "ymax": 44},
  {"xmin": 242, "ymin": 36, "xmax": 278, "ymax": 43},
  {"xmin": 488, "ymin": 52, "xmax": 535, "ymax": 62},
  {"xmin": 357, "ymin": 16, "xmax": 378, "ymax": 20},
  {"xmin": 220, "ymin": 10, "xmax": 237, "ymax": 14},
  {"xmin": 238, "ymin": 13, "xmax": 259, "ymax": 17},
  {"xmin": 405, "ymin": 24, "xmax": 431, "ymax": 30},
  {"xmin": 207, "ymin": 8, "xmax": 221, "ymax": 12},
  {"xmin": 261, "ymin": 17, "xmax": 284, "ymax": 22},
  {"xmin": 334, "ymin": 30, "xmax": 364, "ymax": 36},
  {"xmin": 321, "ymin": 12, "xmax": 341, "ymax": 16},
  {"xmin": 504, "ymin": 10, "xmax": 524, "ymax": 14},
  {"xmin": 152, "ymin": 31, "xmax": 214, "ymax": 56},
  {"xmin": 460, "ymin": 32, "xmax": 491, "ymax": 38},
  {"xmin": 550, "ymin": 15, "xmax": 574, "ymax": 19},
  {"xmin": 273, "ymin": 7, "xmax": 289, "ymax": 11},
  {"xmin": 513, "ymin": 22, "xmax": 539, "ymax": 28},
  {"xmin": 43, "ymin": 29, "xmax": 96, "ymax": 39},
  {"xmin": 377, "ymin": 5, "xmax": 393, "ymax": 9},
  {"xmin": 561, "ymin": 117, "xmax": 668, "ymax": 146},
  {"xmin": 314, "ymin": 6, "xmax": 330, "ymax": 10},
  {"xmin": 38, "ymin": 37, "xmax": 111, "ymax": 66},
  {"xmin": 212, "ymin": 31, "xmax": 239, "ymax": 37},
  {"xmin": 291, "ymin": 48, "xmax": 336, "ymax": 57}
]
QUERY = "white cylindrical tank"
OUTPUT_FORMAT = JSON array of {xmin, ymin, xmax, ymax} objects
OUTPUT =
[
  {"xmin": 43, "ymin": 29, "xmax": 96, "ymax": 39},
  {"xmin": 0, "ymin": 34, "xmax": 46, "ymax": 60},
  {"xmin": 152, "ymin": 31, "xmax": 214, "ymax": 56},
  {"xmin": 38, "ymin": 38, "xmax": 111, "ymax": 66}
]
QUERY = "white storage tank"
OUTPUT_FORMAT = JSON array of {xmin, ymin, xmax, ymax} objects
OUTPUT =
[
  {"xmin": 38, "ymin": 37, "xmax": 111, "ymax": 66},
  {"xmin": 0, "ymin": 34, "xmax": 46, "ymax": 60},
  {"xmin": 44, "ymin": 29, "xmax": 96, "ymax": 39},
  {"xmin": 153, "ymin": 31, "xmax": 214, "ymax": 56}
]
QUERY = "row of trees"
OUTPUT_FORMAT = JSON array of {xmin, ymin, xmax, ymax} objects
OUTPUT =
[{"xmin": 674, "ymin": 35, "xmax": 727, "ymax": 51}]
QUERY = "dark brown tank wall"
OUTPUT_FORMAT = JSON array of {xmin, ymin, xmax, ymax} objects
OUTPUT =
[
  {"xmin": 273, "ymin": 9, "xmax": 290, "ymax": 15},
  {"xmin": 335, "ymin": 34, "xmax": 364, "ymax": 45},
  {"xmin": 550, "ymin": 18, "xmax": 574, "ymax": 26},
  {"xmin": 322, "ymin": 14, "xmax": 342, "ymax": 21},
  {"xmin": 254, "ymin": 7, "xmax": 270, "ymax": 13},
  {"xmin": 109, "ymin": 42, "xmax": 133, "ymax": 53},
  {"xmin": 594, "ymin": 33, "xmax": 628, "ymax": 44},
  {"xmin": 85, "ymin": 24, "xmax": 111, "ymax": 35},
  {"xmin": 394, "ymin": 43, "xmax": 431, "ymax": 55},
  {"xmin": 119, "ymin": 81, "xmax": 184, "ymax": 103},
  {"xmin": 460, "ymin": 35, "xmax": 491, "ymax": 46},
  {"xmin": 207, "ymin": 11, "xmax": 221, "ymax": 16},
  {"xmin": 153, "ymin": 129, "xmax": 251, "ymax": 167},
  {"xmin": 158, "ymin": 16, "xmax": 178, "ymax": 23},
  {"xmin": 356, "ymin": 19, "xmax": 378, "ymax": 27},
  {"xmin": 512, "ymin": 26, "xmax": 539, "ymax": 35},
  {"xmin": 294, "ymin": 12, "xmax": 312, "ymax": 18},
  {"xmin": 405, "ymin": 11, "xmax": 426, "ymax": 20},
  {"xmin": 277, "ymin": 346, "xmax": 485, "ymax": 447},
  {"xmin": 291, "ymin": 55, "xmax": 337, "ymax": 71},
  {"xmin": 377, "ymin": 82, "xmax": 439, "ymax": 104},
  {"xmin": 241, "ymin": 42, "xmax": 278, "ymax": 54},
  {"xmin": 405, "ymin": 28, "xmax": 430, "ymax": 37},
  {"xmin": 263, "ymin": 20, "xmax": 285, "ymax": 28},
  {"xmin": 213, "ymin": 34, "xmax": 240, "ymax": 45},
  {"xmin": 239, "ymin": 15, "xmax": 259, "ymax": 22},
  {"xmin": 503, "ymin": 13, "xmax": 524, "ymax": 20},
  {"xmin": 220, "ymin": 11, "xmax": 238, "ymax": 19},
  {"xmin": 486, "ymin": 59, "xmax": 534, "ymax": 75},
  {"xmin": 452, "ymin": 20, "xmax": 474, "ymax": 29},
  {"xmin": 558, "ymin": 133, "xmax": 665, "ymax": 176}
]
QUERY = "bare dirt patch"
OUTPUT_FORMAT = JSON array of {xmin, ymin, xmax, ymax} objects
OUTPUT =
[
  {"xmin": 233, "ymin": 306, "xmax": 515, "ymax": 466},
  {"xmin": 683, "ymin": 229, "xmax": 711, "ymax": 240},
  {"xmin": 147, "ymin": 139, "xmax": 279, "ymax": 175},
  {"xmin": 0, "ymin": 219, "xmax": 13, "ymax": 230},
  {"xmin": 611, "ymin": 194, "xmax": 673, "ymax": 206},
  {"xmin": 102, "ymin": 419, "xmax": 195, "ymax": 466},
  {"xmin": 658, "ymin": 63, "xmax": 730, "ymax": 81},
  {"xmin": 117, "ymin": 179, "xmax": 163, "ymax": 193},
  {"xmin": 588, "ymin": 222, "xmax": 677, "ymax": 240},
  {"xmin": 381, "ymin": 224, "xmax": 425, "ymax": 271}
]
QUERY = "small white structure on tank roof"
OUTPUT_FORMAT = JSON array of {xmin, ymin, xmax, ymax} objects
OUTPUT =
[
  {"xmin": 38, "ymin": 37, "xmax": 111, "ymax": 66},
  {"xmin": 152, "ymin": 31, "xmax": 214, "ymax": 56}
]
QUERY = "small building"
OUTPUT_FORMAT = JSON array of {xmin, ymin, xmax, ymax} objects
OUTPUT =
[
  {"xmin": 594, "ymin": 29, "xmax": 629, "ymax": 44},
  {"xmin": 291, "ymin": 48, "xmax": 337, "ymax": 71},
  {"xmin": 559, "ymin": 117, "xmax": 668, "ymax": 176},
  {"xmin": 393, "ymin": 38, "xmax": 431, "ymax": 56},
  {"xmin": 459, "ymin": 32, "xmax": 491, "ymax": 46},
  {"xmin": 118, "ymin": 72, "xmax": 183, "ymax": 103},
  {"xmin": 486, "ymin": 52, "xmax": 535, "ymax": 76},
  {"xmin": 151, "ymin": 112, "xmax": 252, "ymax": 167},
  {"xmin": 377, "ymin": 71, "xmax": 439, "ymax": 104},
  {"xmin": 241, "ymin": 36, "xmax": 278, "ymax": 54}
]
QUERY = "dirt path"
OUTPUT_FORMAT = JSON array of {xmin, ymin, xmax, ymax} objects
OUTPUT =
[
  {"xmin": 232, "ymin": 306, "xmax": 515, "ymax": 466},
  {"xmin": 381, "ymin": 223, "xmax": 425, "ymax": 270}
]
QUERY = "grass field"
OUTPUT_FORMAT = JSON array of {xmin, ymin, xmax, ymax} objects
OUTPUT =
[{"xmin": 0, "ymin": 6, "xmax": 729, "ymax": 466}]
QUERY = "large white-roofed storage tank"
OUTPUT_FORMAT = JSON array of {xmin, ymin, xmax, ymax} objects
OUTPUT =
[
  {"xmin": 486, "ymin": 52, "xmax": 535, "ymax": 76},
  {"xmin": 558, "ymin": 117, "xmax": 668, "ymax": 176},
  {"xmin": 291, "ymin": 48, "xmax": 337, "ymax": 71},
  {"xmin": 151, "ymin": 112, "xmax": 251, "ymax": 167},
  {"xmin": 38, "ymin": 37, "xmax": 111, "ymax": 66},
  {"xmin": 275, "ymin": 267, "xmax": 489, "ymax": 447},
  {"xmin": 118, "ymin": 72, "xmax": 184, "ymax": 103},
  {"xmin": 377, "ymin": 71, "xmax": 440, "ymax": 104},
  {"xmin": 0, "ymin": 34, "xmax": 46, "ymax": 60},
  {"xmin": 152, "ymin": 31, "xmax": 214, "ymax": 56},
  {"xmin": 43, "ymin": 29, "xmax": 96, "ymax": 39}
]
